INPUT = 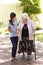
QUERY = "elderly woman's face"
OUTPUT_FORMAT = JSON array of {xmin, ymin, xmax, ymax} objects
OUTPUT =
[{"xmin": 22, "ymin": 17, "xmax": 28, "ymax": 23}]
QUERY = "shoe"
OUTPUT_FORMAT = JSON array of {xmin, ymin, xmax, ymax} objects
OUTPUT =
[
  {"xmin": 11, "ymin": 57, "xmax": 14, "ymax": 61},
  {"xmin": 11, "ymin": 57, "xmax": 17, "ymax": 62},
  {"xmin": 14, "ymin": 58, "xmax": 17, "ymax": 62}
]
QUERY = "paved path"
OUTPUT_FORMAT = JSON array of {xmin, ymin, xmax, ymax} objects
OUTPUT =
[{"xmin": 0, "ymin": 35, "xmax": 43, "ymax": 65}]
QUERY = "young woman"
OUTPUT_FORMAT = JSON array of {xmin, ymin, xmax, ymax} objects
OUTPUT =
[
  {"xmin": 8, "ymin": 12, "xmax": 18, "ymax": 61},
  {"xmin": 18, "ymin": 13, "xmax": 36, "ymax": 58}
]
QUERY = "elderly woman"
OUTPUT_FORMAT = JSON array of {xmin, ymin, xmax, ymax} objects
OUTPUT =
[{"xmin": 18, "ymin": 13, "xmax": 36, "ymax": 56}]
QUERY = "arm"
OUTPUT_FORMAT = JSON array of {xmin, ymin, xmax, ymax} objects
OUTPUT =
[
  {"xmin": 17, "ymin": 22, "xmax": 21, "ymax": 34},
  {"xmin": 30, "ymin": 20, "xmax": 36, "ymax": 33},
  {"xmin": 8, "ymin": 27, "xmax": 16, "ymax": 33},
  {"xmin": 7, "ymin": 22, "xmax": 16, "ymax": 33},
  {"xmin": 8, "ymin": 26, "xmax": 14, "ymax": 32}
]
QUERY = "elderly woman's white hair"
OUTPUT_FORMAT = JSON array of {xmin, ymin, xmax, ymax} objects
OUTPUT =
[{"xmin": 22, "ymin": 13, "xmax": 29, "ymax": 20}]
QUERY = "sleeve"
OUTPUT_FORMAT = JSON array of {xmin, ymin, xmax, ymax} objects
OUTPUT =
[
  {"xmin": 17, "ymin": 22, "xmax": 21, "ymax": 30},
  {"xmin": 30, "ymin": 20, "xmax": 36, "ymax": 30},
  {"xmin": 7, "ymin": 22, "xmax": 11, "ymax": 27},
  {"xmin": 30, "ymin": 20, "xmax": 36, "ymax": 33}
]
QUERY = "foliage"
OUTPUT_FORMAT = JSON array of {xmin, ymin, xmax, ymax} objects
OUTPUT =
[
  {"xmin": 0, "ymin": 21, "xmax": 4, "ymax": 27},
  {"xmin": 29, "ymin": 14, "xmax": 39, "ymax": 22},
  {"xmin": 0, "ymin": 27, "xmax": 8, "ymax": 34},
  {"xmin": 19, "ymin": 0, "xmax": 41, "ymax": 16},
  {"xmin": 35, "ymin": 22, "xmax": 42, "ymax": 30},
  {"xmin": 36, "ymin": 33, "xmax": 43, "ymax": 42}
]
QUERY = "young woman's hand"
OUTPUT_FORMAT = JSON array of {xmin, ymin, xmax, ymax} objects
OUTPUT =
[{"xmin": 15, "ymin": 29, "xmax": 20, "ymax": 34}]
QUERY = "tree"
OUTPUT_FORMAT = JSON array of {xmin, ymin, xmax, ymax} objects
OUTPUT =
[{"xmin": 19, "ymin": 0, "xmax": 41, "ymax": 16}]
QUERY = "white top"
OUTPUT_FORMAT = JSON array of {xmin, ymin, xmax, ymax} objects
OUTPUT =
[{"xmin": 7, "ymin": 20, "xmax": 18, "ymax": 37}]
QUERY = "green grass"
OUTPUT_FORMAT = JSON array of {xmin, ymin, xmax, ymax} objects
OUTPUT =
[{"xmin": 35, "ymin": 33, "xmax": 43, "ymax": 42}]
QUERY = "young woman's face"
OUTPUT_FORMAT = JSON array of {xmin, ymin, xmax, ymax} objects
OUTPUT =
[
  {"xmin": 12, "ymin": 16, "xmax": 17, "ymax": 22},
  {"xmin": 22, "ymin": 17, "xmax": 28, "ymax": 23}
]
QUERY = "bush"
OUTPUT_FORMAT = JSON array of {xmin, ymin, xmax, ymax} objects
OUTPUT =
[
  {"xmin": 0, "ymin": 27, "xmax": 8, "ymax": 34},
  {"xmin": 0, "ymin": 21, "xmax": 4, "ymax": 27},
  {"xmin": 35, "ymin": 22, "xmax": 42, "ymax": 30},
  {"xmin": 36, "ymin": 26, "xmax": 42, "ymax": 30},
  {"xmin": 30, "ymin": 14, "xmax": 39, "ymax": 22},
  {"xmin": 36, "ymin": 33, "xmax": 43, "ymax": 42}
]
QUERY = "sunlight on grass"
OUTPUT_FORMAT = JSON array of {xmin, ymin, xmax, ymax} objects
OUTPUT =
[{"xmin": 36, "ymin": 33, "xmax": 43, "ymax": 42}]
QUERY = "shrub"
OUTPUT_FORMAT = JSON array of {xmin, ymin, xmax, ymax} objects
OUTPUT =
[{"xmin": 35, "ymin": 22, "xmax": 42, "ymax": 30}]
